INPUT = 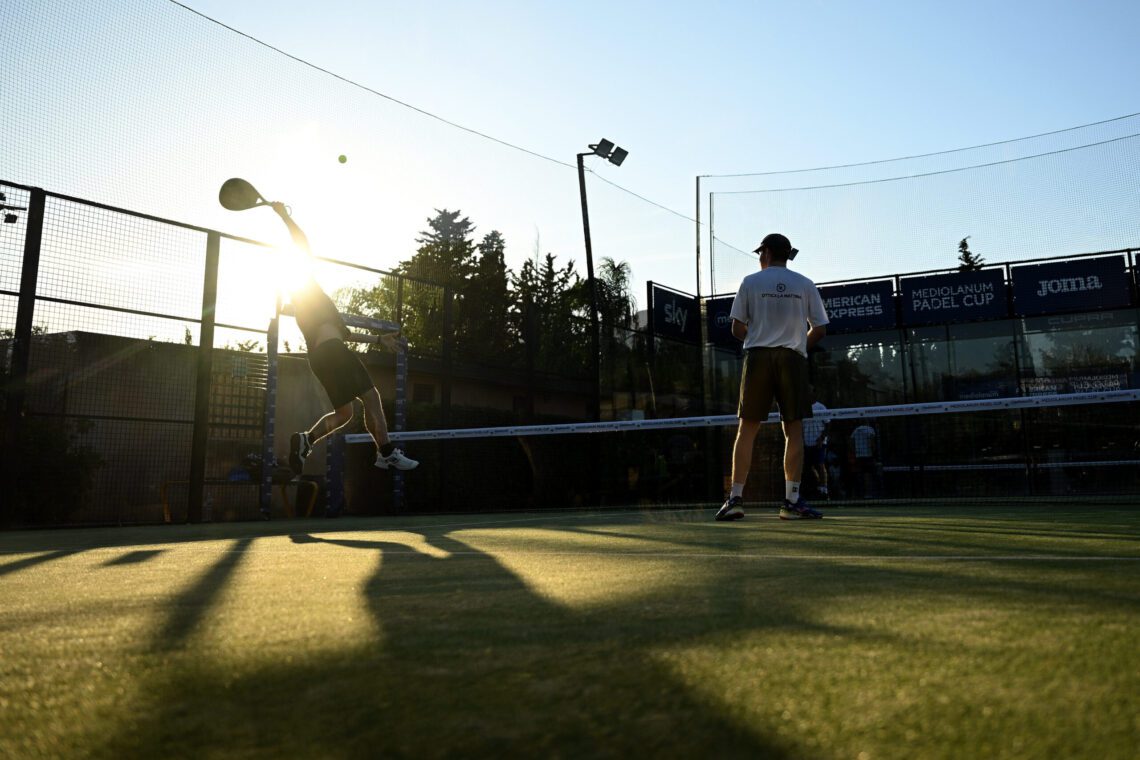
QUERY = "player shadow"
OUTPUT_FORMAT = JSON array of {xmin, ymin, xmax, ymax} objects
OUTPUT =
[
  {"xmin": 88, "ymin": 515, "xmax": 1138, "ymax": 757},
  {"xmin": 93, "ymin": 527, "xmax": 797, "ymax": 757}
]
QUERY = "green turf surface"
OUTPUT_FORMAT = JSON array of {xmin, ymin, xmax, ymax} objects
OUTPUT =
[{"xmin": 1, "ymin": 505, "xmax": 1138, "ymax": 758}]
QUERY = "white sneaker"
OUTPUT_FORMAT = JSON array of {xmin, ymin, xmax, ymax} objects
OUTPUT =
[{"xmin": 375, "ymin": 448, "xmax": 419, "ymax": 471}]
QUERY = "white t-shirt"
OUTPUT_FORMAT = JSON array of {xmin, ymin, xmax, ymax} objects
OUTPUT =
[
  {"xmin": 802, "ymin": 401, "xmax": 828, "ymax": 446},
  {"xmin": 850, "ymin": 424, "xmax": 877, "ymax": 458},
  {"xmin": 729, "ymin": 266, "xmax": 829, "ymax": 356}
]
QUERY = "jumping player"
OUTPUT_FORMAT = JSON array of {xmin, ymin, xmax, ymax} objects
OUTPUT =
[{"xmin": 270, "ymin": 201, "xmax": 419, "ymax": 475}]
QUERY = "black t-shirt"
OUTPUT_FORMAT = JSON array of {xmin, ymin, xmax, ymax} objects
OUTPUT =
[{"xmin": 291, "ymin": 278, "xmax": 349, "ymax": 349}]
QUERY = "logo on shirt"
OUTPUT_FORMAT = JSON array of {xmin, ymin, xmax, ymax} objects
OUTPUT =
[{"xmin": 776, "ymin": 283, "xmax": 787, "ymax": 293}]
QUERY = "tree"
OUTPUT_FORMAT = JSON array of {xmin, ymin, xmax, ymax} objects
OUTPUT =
[
  {"xmin": 462, "ymin": 230, "xmax": 513, "ymax": 363},
  {"xmin": 510, "ymin": 253, "xmax": 588, "ymax": 376},
  {"xmin": 341, "ymin": 209, "xmax": 478, "ymax": 355},
  {"xmin": 597, "ymin": 257, "xmax": 636, "ymax": 329},
  {"xmin": 957, "ymin": 236, "xmax": 985, "ymax": 271}
]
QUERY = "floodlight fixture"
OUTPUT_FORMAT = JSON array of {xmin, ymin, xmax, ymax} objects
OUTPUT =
[
  {"xmin": 588, "ymin": 138, "xmax": 629, "ymax": 167},
  {"xmin": 592, "ymin": 138, "xmax": 615, "ymax": 157}
]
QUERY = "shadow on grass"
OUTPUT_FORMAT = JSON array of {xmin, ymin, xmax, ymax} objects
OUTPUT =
[
  {"xmin": 0, "ymin": 549, "xmax": 84, "ymax": 578},
  {"xmin": 102, "ymin": 549, "xmax": 165, "ymax": 566},
  {"xmin": 92, "ymin": 528, "xmax": 795, "ymax": 758},
  {"xmin": 84, "ymin": 510, "xmax": 1140, "ymax": 757},
  {"xmin": 156, "ymin": 538, "xmax": 252, "ymax": 650}
]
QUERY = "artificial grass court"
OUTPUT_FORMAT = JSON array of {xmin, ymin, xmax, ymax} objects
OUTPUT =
[{"xmin": 1, "ymin": 506, "xmax": 1137, "ymax": 759}]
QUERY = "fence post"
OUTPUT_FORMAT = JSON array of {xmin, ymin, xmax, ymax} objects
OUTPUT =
[
  {"xmin": 441, "ymin": 286, "xmax": 453, "ymax": 427},
  {"xmin": 2, "ymin": 188, "xmax": 45, "ymax": 525},
  {"xmin": 188, "ymin": 231, "xmax": 220, "ymax": 523},
  {"xmin": 260, "ymin": 310, "xmax": 279, "ymax": 517},
  {"xmin": 393, "ymin": 336, "xmax": 408, "ymax": 511},
  {"xmin": 395, "ymin": 275, "xmax": 404, "ymax": 325}
]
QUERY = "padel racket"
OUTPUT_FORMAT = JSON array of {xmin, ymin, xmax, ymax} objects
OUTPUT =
[{"xmin": 218, "ymin": 177, "xmax": 269, "ymax": 211}]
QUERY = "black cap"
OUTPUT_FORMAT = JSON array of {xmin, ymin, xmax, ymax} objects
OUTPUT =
[{"xmin": 753, "ymin": 233, "xmax": 798, "ymax": 259}]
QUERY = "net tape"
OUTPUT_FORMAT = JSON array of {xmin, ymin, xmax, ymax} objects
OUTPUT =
[{"xmin": 345, "ymin": 389, "xmax": 1140, "ymax": 444}]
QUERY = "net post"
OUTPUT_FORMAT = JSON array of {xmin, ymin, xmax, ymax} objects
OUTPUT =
[{"xmin": 188, "ymin": 231, "xmax": 220, "ymax": 524}]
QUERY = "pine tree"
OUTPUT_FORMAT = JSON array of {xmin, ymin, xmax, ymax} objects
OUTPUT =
[
  {"xmin": 957, "ymin": 236, "xmax": 985, "ymax": 271},
  {"xmin": 465, "ymin": 230, "xmax": 513, "ymax": 361}
]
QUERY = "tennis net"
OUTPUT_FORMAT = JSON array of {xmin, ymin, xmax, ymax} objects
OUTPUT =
[{"xmin": 338, "ymin": 389, "xmax": 1140, "ymax": 513}]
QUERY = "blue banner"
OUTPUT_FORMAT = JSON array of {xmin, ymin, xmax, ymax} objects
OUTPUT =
[
  {"xmin": 900, "ymin": 269, "xmax": 1007, "ymax": 326},
  {"xmin": 1011, "ymin": 256, "xmax": 1131, "ymax": 317},
  {"xmin": 704, "ymin": 296, "xmax": 736, "ymax": 347},
  {"xmin": 651, "ymin": 285, "xmax": 701, "ymax": 344},
  {"xmin": 818, "ymin": 281, "xmax": 896, "ymax": 333}
]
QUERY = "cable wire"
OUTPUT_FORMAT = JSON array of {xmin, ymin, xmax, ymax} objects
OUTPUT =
[
  {"xmin": 701, "ymin": 111, "xmax": 1140, "ymax": 178},
  {"xmin": 713, "ymin": 133, "xmax": 1140, "ymax": 195}
]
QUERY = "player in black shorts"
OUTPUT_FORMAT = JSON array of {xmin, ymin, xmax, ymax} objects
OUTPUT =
[{"xmin": 269, "ymin": 201, "xmax": 418, "ymax": 475}]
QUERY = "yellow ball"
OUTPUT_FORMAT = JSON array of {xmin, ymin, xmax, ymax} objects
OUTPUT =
[{"xmin": 338, "ymin": 155, "xmax": 347, "ymax": 164}]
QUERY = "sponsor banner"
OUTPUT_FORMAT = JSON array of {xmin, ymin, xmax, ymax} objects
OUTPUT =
[
  {"xmin": 955, "ymin": 378, "xmax": 1017, "ymax": 400},
  {"xmin": 818, "ymin": 281, "xmax": 896, "ymax": 333},
  {"xmin": 1020, "ymin": 373, "xmax": 1130, "ymax": 396},
  {"xmin": 1011, "ymin": 256, "xmax": 1131, "ymax": 317},
  {"xmin": 900, "ymin": 269, "xmax": 1007, "ymax": 326},
  {"xmin": 651, "ymin": 285, "xmax": 700, "ymax": 344},
  {"xmin": 705, "ymin": 295, "xmax": 737, "ymax": 347}
]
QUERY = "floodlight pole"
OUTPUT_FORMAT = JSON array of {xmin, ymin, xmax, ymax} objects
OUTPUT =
[
  {"xmin": 695, "ymin": 175, "xmax": 703, "ymax": 299},
  {"xmin": 574, "ymin": 139, "xmax": 629, "ymax": 419},
  {"xmin": 577, "ymin": 139, "xmax": 627, "ymax": 421},
  {"xmin": 577, "ymin": 151, "xmax": 602, "ymax": 421}
]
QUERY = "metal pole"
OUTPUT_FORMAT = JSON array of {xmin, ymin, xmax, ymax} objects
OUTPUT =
[
  {"xmin": 695, "ymin": 176, "xmax": 702, "ymax": 299},
  {"xmin": 393, "ymin": 336, "xmax": 408, "ymax": 511},
  {"xmin": 577, "ymin": 152, "xmax": 602, "ymax": 421},
  {"xmin": 188, "ymin": 231, "xmax": 220, "ymax": 523},
  {"xmin": 3, "ymin": 189, "xmax": 45, "ymax": 526},
  {"xmin": 708, "ymin": 191, "xmax": 716, "ymax": 295}
]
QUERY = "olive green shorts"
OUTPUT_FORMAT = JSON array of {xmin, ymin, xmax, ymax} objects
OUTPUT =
[{"xmin": 738, "ymin": 347, "xmax": 812, "ymax": 422}]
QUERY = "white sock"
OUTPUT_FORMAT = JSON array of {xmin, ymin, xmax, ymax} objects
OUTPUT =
[
  {"xmin": 785, "ymin": 481, "xmax": 800, "ymax": 502},
  {"xmin": 730, "ymin": 482, "xmax": 744, "ymax": 499}
]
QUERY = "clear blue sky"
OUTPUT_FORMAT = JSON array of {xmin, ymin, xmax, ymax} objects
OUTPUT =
[{"xmin": 3, "ymin": 0, "xmax": 1139, "ymax": 304}]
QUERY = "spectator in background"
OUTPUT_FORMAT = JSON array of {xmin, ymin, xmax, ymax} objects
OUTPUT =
[
  {"xmin": 849, "ymin": 422, "xmax": 878, "ymax": 498},
  {"xmin": 802, "ymin": 398, "xmax": 830, "ymax": 499}
]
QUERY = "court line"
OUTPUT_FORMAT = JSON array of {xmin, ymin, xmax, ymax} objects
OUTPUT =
[
  {"xmin": 4, "ymin": 545, "xmax": 1137, "ymax": 562},
  {"xmin": 3, "ymin": 508, "xmax": 1137, "ymax": 556}
]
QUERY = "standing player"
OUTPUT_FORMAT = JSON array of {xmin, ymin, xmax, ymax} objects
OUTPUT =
[
  {"xmin": 802, "ymin": 398, "xmax": 830, "ymax": 499},
  {"xmin": 269, "ymin": 201, "xmax": 419, "ymax": 475},
  {"xmin": 716, "ymin": 233, "xmax": 828, "ymax": 521}
]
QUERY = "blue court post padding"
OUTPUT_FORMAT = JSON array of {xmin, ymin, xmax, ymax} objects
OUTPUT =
[
  {"xmin": 260, "ymin": 314, "xmax": 279, "ymax": 517},
  {"xmin": 393, "ymin": 335, "xmax": 408, "ymax": 511},
  {"xmin": 326, "ymin": 433, "xmax": 346, "ymax": 516}
]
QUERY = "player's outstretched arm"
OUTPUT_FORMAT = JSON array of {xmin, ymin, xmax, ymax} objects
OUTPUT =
[{"xmin": 270, "ymin": 201, "xmax": 311, "ymax": 254}]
